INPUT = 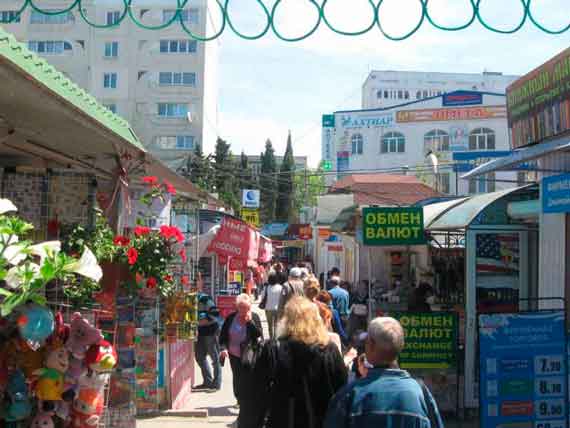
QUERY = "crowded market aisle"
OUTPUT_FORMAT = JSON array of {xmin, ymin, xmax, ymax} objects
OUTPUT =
[{"xmin": 138, "ymin": 302, "xmax": 269, "ymax": 427}]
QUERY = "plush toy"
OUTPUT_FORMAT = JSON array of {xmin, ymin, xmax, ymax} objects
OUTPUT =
[
  {"xmin": 17, "ymin": 304, "xmax": 55, "ymax": 348},
  {"xmin": 72, "ymin": 387, "xmax": 104, "ymax": 428},
  {"xmin": 84, "ymin": 341, "xmax": 117, "ymax": 374},
  {"xmin": 46, "ymin": 312, "xmax": 70, "ymax": 348},
  {"xmin": 1, "ymin": 337, "xmax": 45, "ymax": 378},
  {"xmin": 2, "ymin": 370, "xmax": 32, "ymax": 422},
  {"xmin": 66, "ymin": 313, "xmax": 103, "ymax": 361},
  {"xmin": 30, "ymin": 413, "xmax": 55, "ymax": 428},
  {"xmin": 34, "ymin": 346, "xmax": 69, "ymax": 412}
]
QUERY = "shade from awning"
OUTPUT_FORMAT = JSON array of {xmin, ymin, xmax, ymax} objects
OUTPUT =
[
  {"xmin": 427, "ymin": 186, "xmax": 528, "ymax": 231},
  {"xmin": 461, "ymin": 135, "xmax": 570, "ymax": 179}
]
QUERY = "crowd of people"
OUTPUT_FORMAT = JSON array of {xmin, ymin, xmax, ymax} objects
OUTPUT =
[{"xmin": 194, "ymin": 262, "xmax": 444, "ymax": 428}]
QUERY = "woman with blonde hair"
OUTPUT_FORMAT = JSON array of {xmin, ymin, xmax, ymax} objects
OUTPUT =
[{"xmin": 243, "ymin": 296, "xmax": 347, "ymax": 428}]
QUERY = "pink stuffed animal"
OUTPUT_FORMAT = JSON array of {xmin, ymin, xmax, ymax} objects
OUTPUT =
[
  {"xmin": 65, "ymin": 313, "xmax": 103, "ymax": 360},
  {"xmin": 31, "ymin": 413, "xmax": 55, "ymax": 428}
]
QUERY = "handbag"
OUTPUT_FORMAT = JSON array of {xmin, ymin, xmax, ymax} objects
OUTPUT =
[
  {"xmin": 241, "ymin": 338, "xmax": 263, "ymax": 370},
  {"xmin": 259, "ymin": 288, "xmax": 268, "ymax": 310}
]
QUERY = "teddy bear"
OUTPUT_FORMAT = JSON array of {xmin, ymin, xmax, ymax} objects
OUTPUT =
[
  {"xmin": 65, "ymin": 313, "xmax": 103, "ymax": 384},
  {"xmin": 2, "ymin": 369, "xmax": 32, "ymax": 423},
  {"xmin": 34, "ymin": 346, "xmax": 69, "ymax": 412},
  {"xmin": 71, "ymin": 387, "xmax": 104, "ymax": 428},
  {"xmin": 30, "ymin": 413, "xmax": 54, "ymax": 428}
]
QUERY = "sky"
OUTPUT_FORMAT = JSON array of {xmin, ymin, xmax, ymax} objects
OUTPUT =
[{"xmin": 211, "ymin": 0, "xmax": 570, "ymax": 167}]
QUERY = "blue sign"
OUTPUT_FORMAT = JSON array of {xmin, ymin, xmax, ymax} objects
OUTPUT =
[
  {"xmin": 453, "ymin": 151, "xmax": 512, "ymax": 161},
  {"xmin": 443, "ymin": 90, "xmax": 483, "ymax": 107},
  {"xmin": 261, "ymin": 223, "xmax": 289, "ymax": 237},
  {"xmin": 479, "ymin": 311, "xmax": 567, "ymax": 428},
  {"xmin": 322, "ymin": 114, "xmax": 335, "ymax": 127},
  {"xmin": 543, "ymin": 174, "xmax": 570, "ymax": 214}
]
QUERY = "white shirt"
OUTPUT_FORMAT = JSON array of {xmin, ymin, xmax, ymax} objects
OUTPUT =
[{"xmin": 265, "ymin": 284, "xmax": 283, "ymax": 311}]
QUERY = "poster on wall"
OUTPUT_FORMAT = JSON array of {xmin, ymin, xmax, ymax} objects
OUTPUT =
[
  {"xmin": 476, "ymin": 233, "xmax": 520, "ymax": 313},
  {"xmin": 169, "ymin": 340, "xmax": 195, "ymax": 410},
  {"xmin": 450, "ymin": 125, "xmax": 469, "ymax": 151},
  {"xmin": 478, "ymin": 311, "xmax": 567, "ymax": 428}
]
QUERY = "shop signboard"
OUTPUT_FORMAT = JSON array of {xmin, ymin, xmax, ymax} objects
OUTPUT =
[
  {"xmin": 322, "ymin": 114, "xmax": 335, "ymax": 127},
  {"xmin": 362, "ymin": 207, "xmax": 425, "ymax": 246},
  {"xmin": 242, "ymin": 189, "xmax": 261, "ymax": 209},
  {"xmin": 396, "ymin": 106, "xmax": 506, "ymax": 123},
  {"xmin": 507, "ymin": 46, "xmax": 570, "ymax": 148},
  {"xmin": 241, "ymin": 208, "xmax": 260, "ymax": 228},
  {"xmin": 338, "ymin": 112, "xmax": 394, "ymax": 129},
  {"xmin": 478, "ymin": 311, "xmax": 567, "ymax": 428},
  {"xmin": 392, "ymin": 312, "xmax": 458, "ymax": 369},
  {"xmin": 542, "ymin": 173, "xmax": 570, "ymax": 214},
  {"xmin": 443, "ymin": 91, "xmax": 483, "ymax": 107},
  {"xmin": 208, "ymin": 217, "xmax": 259, "ymax": 261}
]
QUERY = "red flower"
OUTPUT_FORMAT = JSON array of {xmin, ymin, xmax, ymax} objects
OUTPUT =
[
  {"xmin": 160, "ymin": 226, "xmax": 185, "ymax": 243},
  {"xmin": 113, "ymin": 236, "xmax": 130, "ymax": 247},
  {"xmin": 146, "ymin": 277, "xmax": 157, "ymax": 289},
  {"xmin": 134, "ymin": 226, "xmax": 151, "ymax": 237},
  {"xmin": 164, "ymin": 180, "xmax": 177, "ymax": 195},
  {"xmin": 181, "ymin": 276, "xmax": 189, "ymax": 286},
  {"xmin": 142, "ymin": 176, "xmax": 158, "ymax": 186},
  {"xmin": 179, "ymin": 249, "xmax": 187, "ymax": 263},
  {"xmin": 164, "ymin": 275, "xmax": 173, "ymax": 282},
  {"xmin": 127, "ymin": 247, "xmax": 138, "ymax": 265}
]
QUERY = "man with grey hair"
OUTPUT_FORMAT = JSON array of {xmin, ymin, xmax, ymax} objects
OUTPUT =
[
  {"xmin": 324, "ymin": 317, "xmax": 444, "ymax": 428},
  {"xmin": 276, "ymin": 267, "xmax": 305, "ymax": 318}
]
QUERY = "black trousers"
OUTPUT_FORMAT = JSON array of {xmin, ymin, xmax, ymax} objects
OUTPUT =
[{"xmin": 229, "ymin": 354, "xmax": 243, "ymax": 403}]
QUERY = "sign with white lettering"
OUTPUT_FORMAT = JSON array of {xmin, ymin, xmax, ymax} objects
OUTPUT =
[
  {"xmin": 392, "ymin": 312, "xmax": 458, "ymax": 369},
  {"xmin": 542, "ymin": 173, "xmax": 570, "ymax": 214},
  {"xmin": 362, "ymin": 207, "xmax": 425, "ymax": 246}
]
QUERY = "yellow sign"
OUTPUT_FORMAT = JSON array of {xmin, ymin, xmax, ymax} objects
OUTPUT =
[
  {"xmin": 241, "ymin": 208, "xmax": 260, "ymax": 228},
  {"xmin": 396, "ymin": 105, "xmax": 506, "ymax": 123}
]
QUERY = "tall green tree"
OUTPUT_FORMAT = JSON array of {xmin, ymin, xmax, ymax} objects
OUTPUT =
[
  {"xmin": 260, "ymin": 139, "xmax": 277, "ymax": 223},
  {"xmin": 239, "ymin": 151, "xmax": 254, "ymax": 191},
  {"xmin": 186, "ymin": 142, "xmax": 213, "ymax": 192},
  {"xmin": 276, "ymin": 132, "xmax": 295, "ymax": 222},
  {"xmin": 293, "ymin": 161, "xmax": 327, "ymax": 209},
  {"xmin": 214, "ymin": 137, "xmax": 232, "ymax": 193}
]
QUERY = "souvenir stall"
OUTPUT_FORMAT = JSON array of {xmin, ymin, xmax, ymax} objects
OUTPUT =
[{"xmin": 0, "ymin": 29, "xmax": 204, "ymax": 427}]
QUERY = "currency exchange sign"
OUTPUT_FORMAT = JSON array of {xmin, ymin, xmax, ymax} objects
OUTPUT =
[
  {"xmin": 362, "ymin": 207, "xmax": 425, "ymax": 246},
  {"xmin": 393, "ymin": 312, "xmax": 458, "ymax": 369}
]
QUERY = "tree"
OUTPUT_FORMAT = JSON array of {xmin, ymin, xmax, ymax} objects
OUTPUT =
[
  {"xmin": 260, "ymin": 139, "xmax": 277, "ymax": 223},
  {"xmin": 239, "ymin": 151, "xmax": 254, "ymax": 191},
  {"xmin": 276, "ymin": 132, "xmax": 295, "ymax": 222},
  {"xmin": 186, "ymin": 142, "xmax": 213, "ymax": 192},
  {"xmin": 293, "ymin": 162, "xmax": 327, "ymax": 210},
  {"xmin": 213, "ymin": 137, "xmax": 240, "ymax": 212}
]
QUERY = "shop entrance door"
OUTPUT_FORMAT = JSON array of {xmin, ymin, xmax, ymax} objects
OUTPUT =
[{"xmin": 464, "ymin": 228, "xmax": 530, "ymax": 408}]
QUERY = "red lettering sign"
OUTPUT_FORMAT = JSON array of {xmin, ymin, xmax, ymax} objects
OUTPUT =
[{"xmin": 501, "ymin": 401, "xmax": 533, "ymax": 417}]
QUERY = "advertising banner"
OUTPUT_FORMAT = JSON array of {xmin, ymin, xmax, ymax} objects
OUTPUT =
[
  {"xmin": 443, "ymin": 91, "xmax": 483, "ymax": 107},
  {"xmin": 478, "ymin": 311, "xmax": 567, "ymax": 428},
  {"xmin": 338, "ymin": 112, "xmax": 395, "ymax": 129},
  {"xmin": 542, "ymin": 173, "xmax": 570, "ymax": 214},
  {"xmin": 241, "ymin": 208, "xmax": 260, "ymax": 228},
  {"xmin": 362, "ymin": 207, "xmax": 425, "ymax": 246},
  {"xmin": 392, "ymin": 312, "xmax": 458, "ymax": 369},
  {"xmin": 396, "ymin": 106, "xmax": 506, "ymax": 123},
  {"xmin": 207, "ymin": 217, "xmax": 259, "ymax": 261},
  {"xmin": 507, "ymin": 47, "xmax": 570, "ymax": 148}
]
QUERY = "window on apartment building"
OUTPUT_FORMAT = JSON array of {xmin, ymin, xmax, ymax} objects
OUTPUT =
[
  {"xmin": 158, "ymin": 72, "xmax": 196, "ymax": 87},
  {"xmin": 103, "ymin": 73, "xmax": 118, "ymax": 89},
  {"xmin": 469, "ymin": 128, "xmax": 496, "ymax": 150},
  {"xmin": 423, "ymin": 90, "xmax": 429, "ymax": 98},
  {"xmin": 397, "ymin": 90, "xmax": 403, "ymax": 100},
  {"xmin": 469, "ymin": 173, "xmax": 496, "ymax": 194},
  {"xmin": 437, "ymin": 173, "xmax": 451, "ymax": 194},
  {"xmin": 159, "ymin": 40, "xmax": 197, "ymax": 54},
  {"xmin": 424, "ymin": 129, "xmax": 450, "ymax": 153},
  {"xmin": 404, "ymin": 90, "xmax": 410, "ymax": 100},
  {"xmin": 376, "ymin": 90, "xmax": 382, "ymax": 99},
  {"xmin": 28, "ymin": 41, "xmax": 72, "ymax": 54},
  {"xmin": 384, "ymin": 90, "xmax": 388, "ymax": 99},
  {"xmin": 104, "ymin": 103, "xmax": 117, "ymax": 114},
  {"xmin": 416, "ymin": 90, "xmax": 421, "ymax": 99},
  {"xmin": 104, "ymin": 42, "xmax": 119, "ymax": 58},
  {"xmin": 106, "ymin": 11, "xmax": 121, "ymax": 25},
  {"xmin": 162, "ymin": 8, "xmax": 199, "ymax": 24},
  {"xmin": 157, "ymin": 103, "xmax": 188, "ymax": 118},
  {"xmin": 381, "ymin": 132, "xmax": 405, "ymax": 154},
  {"xmin": 155, "ymin": 136, "xmax": 195, "ymax": 150},
  {"xmin": 351, "ymin": 134, "xmax": 363, "ymax": 155},
  {"xmin": 30, "ymin": 10, "xmax": 74, "ymax": 24},
  {"xmin": 0, "ymin": 11, "xmax": 21, "ymax": 23},
  {"xmin": 517, "ymin": 171, "xmax": 527, "ymax": 186}
]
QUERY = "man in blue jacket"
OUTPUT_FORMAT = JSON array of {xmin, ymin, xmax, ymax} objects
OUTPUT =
[{"xmin": 324, "ymin": 317, "xmax": 444, "ymax": 428}]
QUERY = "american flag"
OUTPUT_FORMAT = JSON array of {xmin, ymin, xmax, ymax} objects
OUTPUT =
[{"xmin": 476, "ymin": 234, "xmax": 519, "ymax": 274}]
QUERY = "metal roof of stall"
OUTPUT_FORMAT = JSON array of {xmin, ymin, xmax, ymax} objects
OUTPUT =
[
  {"xmin": 422, "ymin": 197, "xmax": 469, "ymax": 228},
  {"xmin": 426, "ymin": 185, "xmax": 536, "ymax": 231}
]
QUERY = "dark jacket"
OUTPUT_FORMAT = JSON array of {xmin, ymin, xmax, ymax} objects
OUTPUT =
[
  {"xmin": 219, "ymin": 311, "xmax": 263, "ymax": 352},
  {"xmin": 244, "ymin": 338, "xmax": 348, "ymax": 428}
]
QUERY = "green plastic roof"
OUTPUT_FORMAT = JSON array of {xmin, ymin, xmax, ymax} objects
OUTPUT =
[{"xmin": 0, "ymin": 26, "xmax": 145, "ymax": 152}]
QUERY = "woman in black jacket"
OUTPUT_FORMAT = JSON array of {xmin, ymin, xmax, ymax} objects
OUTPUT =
[
  {"xmin": 219, "ymin": 293, "xmax": 263, "ymax": 409},
  {"xmin": 243, "ymin": 296, "xmax": 348, "ymax": 428}
]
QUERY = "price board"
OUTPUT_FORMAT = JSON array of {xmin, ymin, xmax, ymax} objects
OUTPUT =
[{"xmin": 479, "ymin": 312, "xmax": 568, "ymax": 428}]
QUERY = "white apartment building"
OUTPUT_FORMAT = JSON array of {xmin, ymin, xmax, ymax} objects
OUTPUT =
[
  {"xmin": 322, "ymin": 90, "xmax": 522, "ymax": 196},
  {"xmin": 1, "ymin": 0, "xmax": 219, "ymax": 169},
  {"xmin": 362, "ymin": 70, "xmax": 518, "ymax": 109}
]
